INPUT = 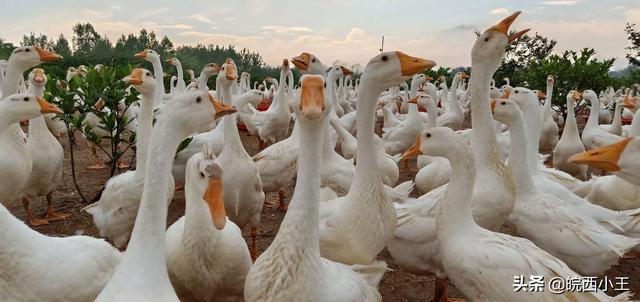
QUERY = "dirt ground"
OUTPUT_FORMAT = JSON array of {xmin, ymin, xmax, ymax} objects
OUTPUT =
[{"xmin": 4, "ymin": 119, "xmax": 639, "ymax": 301}]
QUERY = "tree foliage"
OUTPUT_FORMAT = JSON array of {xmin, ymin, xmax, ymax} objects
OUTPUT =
[
  {"xmin": 493, "ymin": 32, "xmax": 557, "ymax": 86},
  {"xmin": 625, "ymin": 23, "xmax": 640, "ymax": 66}
]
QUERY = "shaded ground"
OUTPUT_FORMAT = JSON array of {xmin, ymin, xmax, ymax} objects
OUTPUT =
[{"xmin": 4, "ymin": 117, "xmax": 638, "ymax": 301}]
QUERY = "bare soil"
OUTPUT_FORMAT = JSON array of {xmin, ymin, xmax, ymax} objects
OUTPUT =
[{"xmin": 4, "ymin": 121, "xmax": 638, "ymax": 301}]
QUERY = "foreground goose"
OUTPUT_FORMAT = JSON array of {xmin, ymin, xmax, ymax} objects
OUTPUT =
[
  {"xmin": 493, "ymin": 99, "xmax": 639, "ymax": 275},
  {"xmin": 21, "ymin": 69, "xmax": 67, "ymax": 225},
  {"xmin": 166, "ymin": 148, "xmax": 251, "ymax": 301},
  {"xmin": 245, "ymin": 75, "xmax": 386, "ymax": 302},
  {"xmin": 0, "ymin": 94, "xmax": 121, "ymax": 302},
  {"xmin": 387, "ymin": 13, "xmax": 524, "ymax": 300},
  {"xmin": 319, "ymin": 51, "xmax": 434, "ymax": 265},
  {"xmin": 412, "ymin": 127, "xmax": 632, "ymax": 302},
  {"xmin": 552, "ymin": 90, "xmax": 588, "ymax": 180},
  {"xmin": 216, "ymin": 58, "xmax": 264, "ymax": 260},
  {"xmin": 85, "ymin": 69, "xmax": 173, "ymax": 249},
  {"xmin": 95, "ymin": 91, "xmax": 237, "ymax": 302}
]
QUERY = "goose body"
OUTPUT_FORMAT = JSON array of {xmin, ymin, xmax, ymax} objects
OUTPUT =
[{"xmin": 553, "ymin": 91, "xmax": 588, "ymax": 180}]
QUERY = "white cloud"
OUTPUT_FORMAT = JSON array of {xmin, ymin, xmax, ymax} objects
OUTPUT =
[
  {"xmin": 158, "ymin": 24, "xmax": 193, "ymax": 30},
  {"xmin": 261, "ymin": 25, "xmax": 313, "ymax": 34},
  {"xmin": 541, "ymin": 0, "xmax": 579, "ymax": 6},
  {"xmin": 131, "ymin": 7, "xmax": 169, "ymax": 21},
  {"xmin": 612, "ymin": 6, "xmax": 625, "ymax": 10},
  {"xmin": 490, "ymin": 8, "xmax": 509, "ymax": 15},
  {"xmin": 188, "ymin": 14, "xmax": 215, "ymax": 25}
]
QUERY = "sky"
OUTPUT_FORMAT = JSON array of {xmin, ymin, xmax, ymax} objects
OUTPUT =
[{"xmin": 1, "ymin": 0, "xmax": 639, "ymax": 70}]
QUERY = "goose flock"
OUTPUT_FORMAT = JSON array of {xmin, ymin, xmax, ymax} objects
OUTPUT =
[{"xmin": 1, "ymin": 11, "xmax": 639, "ymax": 302}]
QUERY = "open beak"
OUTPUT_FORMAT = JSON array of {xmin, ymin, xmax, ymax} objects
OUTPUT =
[
  {"xmin": 37, "ymin": 96, "xmax": 63, "ymax": 114},
  {"xmin": 537, "ymin": 91, "xmax": 546, "ymax": 99},
  {"xmin": 209, "ymin": 94, "xmax": 237, "ymax": 119},
  {"xmin": 33, "ymin": 69, "xmax": 45, "ymax": 84},
  {"xmin": 401, "ymin": 135, "xmax": 422, "ymax": 160},
  {"xmin": 135, "ymin": 50, "xmax": 148, "ymax": 58},
  {"xmin": 35, "ymin": 47, "xmax": 62, "ymax": 62},
  {"xmin": 340, "ymin": 66, "xmax": 352, "ymax": 75},
  {"xmin": 299, "ymin": 75, "xmax": 325, "ymax": 119},
  {"xmin": 292, "ymin": 52, "xmax": 311, "ymax": 71},
  {"xmin": 203, "ymin": 179, "xmax": 227, "ymax": 230},
  {"xmin": 124, "ymin": 69, "xmax": 144, "ymax": 85},
  {"xmin": 489, "ymin": 11, "xmax": 530, "ymax": 43},
  {"xmin": 491, "ymin": 99, "xmax": 497, "ymax": 114},
  {"xmin": 408, "ymin": 97, "xmax": 418, "ymax": 105},
  {"xmin": 569, "ymin": 137, "xmax": 633, "ymax": 172},
  {"xmin": 396, "ymin": 52, "xmax": 436, "ymax": 76}
]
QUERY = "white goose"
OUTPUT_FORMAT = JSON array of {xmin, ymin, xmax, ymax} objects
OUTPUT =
[
  {"xmin": 21, "ymin": 68, "xmax": 67, "ymax": 226},
  {"xmin": 0, "ymin": 94, "xmax": 121, "ymax": 302},
  {"xmin": 249, "ymin": 60, "xmax": 292, "ymax": 146},
  {"xmin": 414, "ymin": 127, "xmax": 632, "ymax": 302},
  {"xmin": 493, "ymin": 98, "xmax": 639, "ymax": 275},
  {"xmin": 0, "ymin": 46, "xmax": 62, "ymax": 224},
  {"xmin": 166, "ymin": 147, "xmax": 251, "ymax": 301},
  {"xmin": 553, "ymin": 90, "xmax": 588, "ymax": 180},
  {"xmin": 95, "ymin": 90, "xmax": 237, "ymax": 302},
  {"xmin": 244, "ymin": 75, "xmax": 386, "ymax": 302},
  {"xmin": 166, "ymin": 57, "xmax": 186, "ymax": 93},
  {"xmin": 135, "ymin": 49, "xmax": 170, "ymax": 104},
  {"xmin": 582, "ymin": 89, "xmax": 623, "ymax": 150},
  {"xmin": 84, "ymin": 69, "xmax": 172, "ymax": 249},
  {"xmin": 539, "ymin": 75, "xmax": 559, "ymax": 152},
  {"xmin": 382, "ymin": 74, "xmax": 427, "ymax": 156},
  {"xmin": 319, "ymin": 51, "xmax": 434, "ymax": 265},
  {"xmin": 216, "ymin": 58, "xmax": 265, "ymax": 260},
  {"xmin": 436, "ymin": 71, "xmax": 466, "ymax": 130}
]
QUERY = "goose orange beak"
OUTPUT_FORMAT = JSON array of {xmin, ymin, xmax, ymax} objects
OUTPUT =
[
  {"xmin": 401, "ymin": 135, "xmax": 422, "ymax": 160},
  {"xmin": 35, "ymin": 47, "xmax": 62, "ymax": 62},
  {"xmin": 408, "ymin": 97, "xmax": 418, "ymax": 104},
  {"xmin": 124, "ymin": 68, "xmax": 144, "ymax": 85},
  {"xmin": 299, "ymin": 75, "xmax": 325, "ymax": 119},
  {"xmin": 340, "ymin": 66, "xmax": 352, "ymax": 75},
  {"xmin": 501, "ymin": 89, "xmax": 510, "ymax": 99},
  {"xmin": 135, "ymin": 50, "xmax": 148, "ymax": 58},
  {"xmin": 489, "ymin": 11, "xmax": 530, "ymax": 43},
  {"xmin": 569, "ymin": 137, "xmax": 633, "ymax": 172},
  {"xmin": 225, "ymin": 58, "xmax": 237, "ymax": 81},
  {"xmin": 166, "ymin": 58, "xmax": 174, "ymax": 64},
  {"xmin": 37, "ymin": 96, "xmax": 63, "ymax": 114},
  {"xmin": 203, "ymin": 179, "xmax": 227, "ymax": 230},
  {"xmin": 208, "ymin": 94, "xmax": 237, "ymax": 119},
  {"xmin": 292, "ymin": 52, "xmax": 311, "ymax": 71},
  {"xmin": 491, "ymin": 99, "xmax": 497, "ymax": 113},
  {"xmin": 460, "ymin": 72, "xmax": 469, "ymax": 79},
  {"xmin": 397, "ymin": 52, "xmax": 436, "ymax": 76},
  {"xmin": 537, "ymin": 91, "xmax": 546, "ymax": 99}
]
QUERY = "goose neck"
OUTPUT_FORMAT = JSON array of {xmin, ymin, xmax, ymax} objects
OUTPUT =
[
  {"xmin": 436, "ymin": 147, "xmax": 477, "ymax": 235},
  {"xmin": 354, "ymin": 75, "xmax": 383, "ymax": 175},
  {"xmin": 135, "ymin": 90, "xmax": 156, "ymax": 175},
  {"xmin": 504, "ymin": 115, "xmax": 538, "ymax": 196},
  {"xmin": 468, "ymin": 64, "xmax": 500, "ymax": 166}
]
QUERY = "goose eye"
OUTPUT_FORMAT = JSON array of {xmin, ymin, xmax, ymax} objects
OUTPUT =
[
  {"xmin": 25, "ymin": 48, "xmax": 30, "ymax": 52},
  {"xmin": 196, "ymin": 97, "xmax": 202, "ymax": 103},
  {"xmin": 324, "ymin": 83, "xmax": 326, "ymax": 88},
  {"xmin": 312, "ymin": 58, "xmax": 316, "ymax": 63},
  {"xmin": 514, "ymin": 90, "xmax": 519, "ymax": 94},
  {"xmin": 146, "ymin": 72, "xmax": 151, "ymax": 76},
  {"xmin": 501, "ymin": 101, "xmax": 506, "ymax": 105},
  {"xmin": 200, "ymin": 172, "xmax": 205, "ymax": 178},
  {"xmin": 23, "ymin": 97, "xmax": 29, "ymax": 102},
  {"xmin": 484, "ymin": 37, "xmax": 489, "ymax": 42},
  {"xmin": 381, "ymin": 56, "xmax": 388, "ymax": 62},
  {"xmin": 426, "ymin": 133, "xmax": 431, "ymax": 138}
]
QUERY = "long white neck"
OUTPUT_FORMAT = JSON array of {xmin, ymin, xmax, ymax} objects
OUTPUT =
[
  {"xmin": 425, "ymin": 86, "xmax": 438, "ymax": 129},
  {"xmin": 611, "ymin": 102, "xmax": 622, "ymax": 132},
  {"xmin": 175, "ymin": 61, "xmax": 184, "ymax": 90},
  {"xmin": 26, "ymin": 83, "xmax": 51, "ymax": 138},
  {"xmin": 1, "ymin": 61, "xmax": 24, "ymax": 96},
  {"xmin": 119, "ymin": 117, "xmax": 184, "ymax": 281},
  {"xmin": 468, "ymin": 63, "xmax": 501, "ymax": 170},
  {"xmin": 220, "ymin": 79, "xmax": 249, "ymax": 156},
  {"xmin": 409, "ymin": 79, "xmax": 420, "ymax": 99},
  {"xmin": 354, "ymin": 74, "xmax": 383, "ymax": 179},
  {"xmin": 134, "ymin": 89, "xmax": 156, "ymax": 176},
  {"xmin": 436, "ymin": 145, "xmax": 477, "ymax": 235},
  {"xmin": 585, "ymin": 94, "xmax": 600, "ymax": 129},
  {"xmin": 516, "ymin": 95, "xmax": 543, "ymax": 173},
  {"xmin": 198, "ymin": 71, "xmax": 210, "ymax": 92},
  {"xmin": 326, "ymin": 73, "xmax": 339, "ymax": 113},
  {"xmin": 275, "ymin": 114, "xmax": 324, "ymax": 257},
  {"xmin": 563, "ymin": 97, "xmax": 579, "ymax": 139},
  {"xmin": 544, "ymin": 81, "xmax": 554, "ymax": 110},
  {"xmin": 271, "ymin": 69, "xmax": 287, "ymax": 110},
  {"xmin": 183, "ymin": 178, "xmax": 219, "ymax": 243},
  {"xmin": 630, "ymin": 109, "xmax": 640, "ymax": 137},
  {"xmin": 149, "ymin": 58, "xmax": 165, "ymax": 102},
  {"xmin": 504, "ymin": 113, "xmax": 538, "ymax": 196}
]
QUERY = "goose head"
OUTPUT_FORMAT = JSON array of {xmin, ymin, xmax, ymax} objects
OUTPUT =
[
  {"xmin": 361, "ymin": 51, "xmax": 436, "ymax": 90},
  {"xmin": 292, "ymin": 52, "xmax": 326, "ymax": 75},
  {"xmin": 490, "ymin": 98, "xmax": 522, "ymax": 126},
  {"xmin": 473, "ymin": 11, "xmax": 529, "ymax": 71},
  {"xmin": 570, "ymin": 137, "xmax": 638, "ymax": 182},
  {"xmin": 402, "ymin": 127, "xmax": 468, "ymax": 160},
  {"xmin": 186, "ymin": 148, "xmax": 227, "ymax": 230},
  {"xmin": 508, "ymin": 87, "xmax": 537, "ymax": 110},
  {"xmin": 412, "ymin": 74, "xmax": 427, "ymax": 88},
  {"xmin": 568, "ymin": 90, "xmax": 582, "ymax": 104},
  {"xmin": 408, "ymin": 94, "xmax": 434, "ymax": 111},
  {"xmin": 28, "ymin": 68, "xmax": 47, "ymax": 88},
  {"xmin": 166, "ymin": 57, "xmax": 181, "ymax": 66},
  {"xmin": 0, "ymin": 94, "xmax": 63, "ymax": 122},
  {"xmin": 158, "ymin": 90, "xmax": 237, "ymax": 136},
  {"xmin": 135, "ymin": 49, "xmax": 160, "ymax": 62},
  {"xmin": 622, "ymin": 95, "xmax": 638, "ymax": 110},
  {"xmin": 294, "ymin": 75, "xmax": 329, "ymax": 122},
  {"xmin": 8, "ymin": 46, "xmax": 62, "ymax": 69},
  {"xmin": 327, "ymin": 65, "xmax": 350, "ymax": 81},
  {"xmin": 123, "ymin": 68, "xmax": 156, "ymax": 95},
  {"xmin": 201, "ymin": 63, "xmax": 221, "ymax": 79},
  {"xmin": 217, "ymin": 58, "xmax": 238, "ymax": 86},
  {"xmin": 77, "ymin": 65, "xmax": 88, "ymax": 77}
]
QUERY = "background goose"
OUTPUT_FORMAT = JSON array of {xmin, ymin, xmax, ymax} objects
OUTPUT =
[{"xmin": 553, "ymin": 90, "xmax": 588, "ymax": 180}]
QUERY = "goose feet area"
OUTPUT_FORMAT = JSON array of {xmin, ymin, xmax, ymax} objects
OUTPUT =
[{"xmin": 263, "ymin": 190, "xmax": 287, "ymax": 212}]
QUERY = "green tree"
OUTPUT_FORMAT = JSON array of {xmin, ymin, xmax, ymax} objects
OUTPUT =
[
  {"xmin": 494, "ymin": 32, "xmax": 557, "ymax": 86},
  {"xmin": 625, "ymin": 23, "xmax": 640, "ymax": 66},
  {"xmin": 52, "ymin": 34, "xmax": 72, "ymax": 58},
  {"xmin": 20, "ymin": 32, "xmax": 53, "ymax": 49}
]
